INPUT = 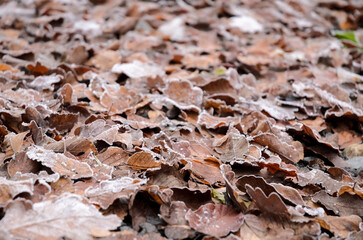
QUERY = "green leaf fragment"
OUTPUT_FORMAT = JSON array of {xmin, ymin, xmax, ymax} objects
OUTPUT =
[
  {"xmin": 242, "ymin": 200, "xmax": 251, "ymax": 208},
  {"xmin": 332, "ymin": 30, "xmax": 360, "ymax": 45},
  {"xmin": 211, "ymin": 188, "xmax": 226, "ymax": 204},
  {"xmin": 213, "ymin": 67, "xmax": 227, "ymax": 76},
  {"xmin": 91, "ymin": 152, "xmax": 103, "ymax": 167}
]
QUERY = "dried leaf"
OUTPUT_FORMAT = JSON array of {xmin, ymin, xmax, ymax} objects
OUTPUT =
[
  {"xmin": 127, "ymin": 152, "xmax": 161, "ymax": 170},
  {"xmin": 185, "ymin": 203, "xmax": 244, "ymax": 237},
  {"xmin": 163, "ymin": 79, "xmax": 203, "ymax": 110},
  {"xmin": 312, "ymin": 191, "xmax": 363, "ymax": 216},
  {"xmin": 0, "ymin": 194, "xmax": 121, "ymax": 240},
  {"xmin": 85, "ymin": 177, "xmax": 147, "ymax": 209},
  {"xmin": 246, "ymin": 184, "xmax": 289, "ymax": 217},
  {"xmin": 0, "ymin": 177, "xmax": 33, "ymax": 206},
  {"xmin": 27, "ymin": 146, "xmax": 93, "ymax": 179},
  {"xmin": 315, "ymin": 215, "xmax": 361, "ymax": 239}
]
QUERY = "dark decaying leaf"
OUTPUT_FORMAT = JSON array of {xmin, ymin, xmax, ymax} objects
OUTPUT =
[{"xmin": 47, "ymin": 113, "xmax": 78, "ymax": 132}]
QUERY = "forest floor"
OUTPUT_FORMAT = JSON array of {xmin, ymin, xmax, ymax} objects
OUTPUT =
[{"xmin": 0, "ymin": 0, "xmax": 363, "ymax": 239}]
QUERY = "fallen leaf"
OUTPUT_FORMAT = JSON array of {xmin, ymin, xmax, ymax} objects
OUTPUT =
[
  {"xmin": 246, "ymin": 184, "xmax": 289, "ymax": 217},
  {"xmin": 85, "ymin": 177, "xmax": 147, "ymax": 209},
  {"xmin": 127, "ymin": 152, "xmax": 161, "ymax": 170},
  {"xmin": 163, "ymin": 79, "xmax": 203, "ymax": 110},
  {"xmin": 186, "ymin": 203, "xmax": 244, "ymax": 237},
  {"xmin": 312, "ymin": 191, "xmax": 363, "ymax": 216},
  {"xmin": 27, "ymin": 146, "xmax": 93, "ymax": 179},
  {"xmin": 97, "ymin": 147, "xmax": 129, "ymax": 166},
  {"xmin": 0, "ymin": 194, "xmax": 121, "ymax": 240},
  {"xmin": 8, "ymin": 151, "xmax": 41, "ymax": 176},
  {"xmin": 0, "ymin": 177, "xmax": 33, "ymax": 206},
  {"xmin": 315, "ymin": 215, "xmax": 361, "ymax": 239}
]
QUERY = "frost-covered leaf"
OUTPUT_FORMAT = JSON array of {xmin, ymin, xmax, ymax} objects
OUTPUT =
[
  {"xmin": 0, "ymin": 194, "xmax": 121, "ymax": 240},
  {"xmin": 85, "ymin": 177, "xmax": 147, "ymax": 209},
  {"xmin": 27, "ymin": 146, "xmax": 93, "ymax": 179},
  {"xmin": 186, "ymin": 203, "xmax": 244, "ymax": 237}
]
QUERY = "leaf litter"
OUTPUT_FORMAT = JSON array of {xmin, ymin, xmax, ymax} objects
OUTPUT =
[{"xmin": 0, "ymin": 0, "xmax": 363, "ymax": 239}]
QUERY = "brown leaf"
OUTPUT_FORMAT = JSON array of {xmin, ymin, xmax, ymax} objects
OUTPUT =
[
  {"xmin": 100, "ymin": 85, "xmax": 138, "ymax": 113},
  {"xmin": 312, "ymin": 191, "xmax": 363, "ymax": 216},
  {"xmin": 85, "ymin": 177, "xmax": 147, "ymax": 209},
  {"xmin": 66, "ymin": 45, "xmax": 89, "ymax": 64},
  {"xmin": 160, "ymin": 201, "xmax": 195, "ymax": 239},
  {"xmin": 338, "ymin": 184, "xmax": 363, "ymax": 199},
  {"xmin": 87, "ymin": 50, "xmax": 120, "ymax": 71},
  {"xmin": 253, "ymin": 133, "xmax": 304, "ymax": 164},
  {"xmin": 47, "ymin": 113, "xmax": 78, "ymax": 132},
  {"xmin": 214, "ymin": 129, "xmax": 249, "ymax": 163},
  {"xmin": 98, "ymin": 147, "xmax": 129, "ymax": 166},
  {"xmin": 147, "ymin": 165, "xmax": 187, "ymax": 188},
  {"xmin": 27, "ymin": 146, "xmax": 93, "ymax": 179},
  {"xmin": 8, "ymin": 151, "xmax": 41, "ymax": 176},
  {"xmin": 315, "ymin": 215, "xmax": 361, "ymax": 239},
  {"xmin": 0, "ymin": 194, "xmax": 121, "ymax": 240},
  {"xmin": 0, "ymin": 177, "xmax": 33, "ymax": 206},
  {"xmin": 296, "ymin": 169, "xmax": 353, "ymax": 195},
  {"xmin": 182, "ymin": 158, "xmax": 223, "ymax": 185},
  {"xmin": 163, "ymin": 79, "xmax": 203, "ymax": 110},
  {"xmin": 185, "ymin": 203, "xmax": 244, "ymax": 237},
  {"xmin": 271, "ymin": 183, "xmax": 305, "ymax": 206},
  {"xmin": 127, "ymin": 152, "xmax": 161, "ymax": 170},
  {"xmin": 238, "ymin": 214, "xmax": 295, "ymax": 240},
  {"xmin": 45, "ymin": 136, "xmax": 96, "ymax": 156},
  {"xmin": 246, "ymin": 184, "xmax": 289, "ymax": 217},
  {"xmin": 26, "ymin": 62, "xmax": 49, "ymax": 75},
  {"xmin": 198, "ymin": 111, "xmax": 240, "ymax": 129}
]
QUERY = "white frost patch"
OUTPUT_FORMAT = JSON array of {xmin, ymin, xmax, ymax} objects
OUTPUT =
[
  {"xmin": 112, "ymin": 60, "xmax": 164, "ymax": 78},
  {"xmin": 337, "ymin": 67, "xmax": 363, "ymax": 83},
  {"xmin": 158, "ymin": 17, "xmax": 186, "ymax": 42},
  {"xmin": 74, "ymin": 20, "xmax": 102, "ymax": 37},
  {"xmin": 85, "ymin": 177, "xmax": 147, "ymax": 195},
  {"xmin": 285, "ymin": 51, "xmax": 306, "ymax": 62},
  {"xmin": 229, "ymin": 16, "xmax": 263, "ymax": 33}
]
